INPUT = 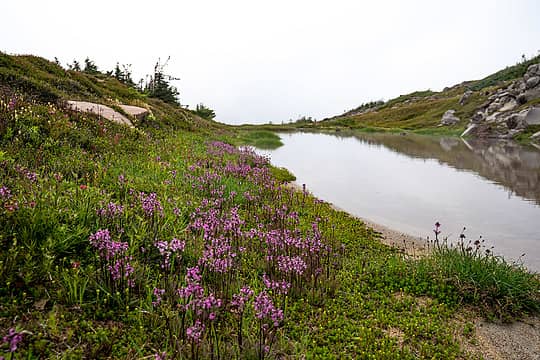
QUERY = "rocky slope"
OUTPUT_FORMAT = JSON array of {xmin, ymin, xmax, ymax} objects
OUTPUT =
[{"xmin": 462, "ymin": 62, "xmax": 540, "ymax": 141}]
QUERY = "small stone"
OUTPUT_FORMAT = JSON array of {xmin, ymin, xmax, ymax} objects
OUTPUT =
[
  {"xmin": 440, "ymin": 109, "xmax": 460, "ymax": 125},
  {"xmin": 471, "ymin": 111, "xmax": 485, "ymax": 123},
  {"xmin": 459, "ymin": 90, "xmax": 473, "ymax": 106},
  {"xmin": 499, "ymin": 99, "xmax": 518, "ymax": 112}
]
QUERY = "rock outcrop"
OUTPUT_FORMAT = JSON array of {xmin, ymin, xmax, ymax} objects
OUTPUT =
[
  {"xmin": 462, "ymin": 62, "xmax": 540, "ymax": 141},
  {"xmin": 459, "ymin": 90, "xmax": 473, "ymax": 106},
  {"xmin": 66, "ymin": 101, "xmax": 149, "ymax": 128},
  {"xmin": 440, "ymin": 109, "xmax": 460, "ymax": 125}
]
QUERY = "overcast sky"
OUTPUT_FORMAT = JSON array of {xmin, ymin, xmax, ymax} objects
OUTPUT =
[{"xmin": 2, "ymin": 0, "xmax": 539, "ymax": 124}]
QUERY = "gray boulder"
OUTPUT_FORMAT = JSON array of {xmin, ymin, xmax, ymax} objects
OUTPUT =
[
  {"xmin": 524, "ymin": 107, "xmax": 540, "ymax": 126},
  {"xmin": 526, "ymin": 76, "xmax": 540, "ymax": 89},
  {"xmin": 527, "ymin": 64, "xmax": 539, "ymax": 76},
  {"xmin": 471, "ymin": 111, "xmax": 485, "ymax": 123},
  {"xmin": 459, "ymin": 90, "xmax": 473, "ymax": 106},
  {"xmin": 499, "ymin": 99, "xmax": 518, "ymax": 112},
  {"xmin": 440, "ymin": 109, "xmax": 460, "ymax": 125},
  {"xmin": 505, "ymin": 112, "xmax": 527, "ymax": 130}
]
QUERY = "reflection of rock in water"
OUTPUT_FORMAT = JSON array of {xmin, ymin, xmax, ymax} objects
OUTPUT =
[
  {"xmin": 467, "ymin": 139, "xmax": 540, "ymax": 203},
  {"xmin": 344, "ymin": 132, "xmax": 540, "ymax": 205},
  {"xmin": 439, "ymin": 138, "xmax": 460, "ymax": 152}
]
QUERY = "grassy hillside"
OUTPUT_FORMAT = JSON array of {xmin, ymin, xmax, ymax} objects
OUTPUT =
[
  {"xmin": 1, "ymin": 53, "xmax": 539, "ymax": 359},
  {"xmin": 254, "ymin": 55, "xmax": 540, "ymax": 135}
]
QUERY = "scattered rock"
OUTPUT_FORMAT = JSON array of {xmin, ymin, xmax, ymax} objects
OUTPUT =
[
  {"xmin": 499, "ymin": 99, "xmax": 518, "ymax": 112},
  {"xmin": 461, "ymin": 124, "xmax": 477, "ymax": 137},
  {"xmin": 459, "ymin": 90, "xmax": 473, "ymax": 106},
  {"xmin": 505, "ymin": 111, "xmax": 527, "ymax": 130},
  {"xmin": 528, "ymin": 63, "xmax": 539, "ymax": 75},
  {"xmin": 471, "ymin": 111, "xmax": 486, "ymax": 123},
  {"xmin": 524, "ymin": 107, "xmax": 540, "ymax": 126},
  {"xmin": 526, "ymin": 76, "xmax": 540, "ymax": 89},
  {"xmin": 464, "ymin": 61, "xmax": 540, "ymax": 139},
  {"xmin": 441, "ymin": 109, "xmax": 460, "ymax": 125}
]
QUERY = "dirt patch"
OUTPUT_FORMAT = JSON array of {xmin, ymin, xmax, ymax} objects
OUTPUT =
[
  {"xmin": 383, "ymin": 327, "xmax": 406, "ymax": 347},
  {"xmin": 471, "ymin": 316, "xmax": 540, "ymax": 360},
  {"xmin": 359, "ymin": 218, "xmax": 428, "ymax": 257}
]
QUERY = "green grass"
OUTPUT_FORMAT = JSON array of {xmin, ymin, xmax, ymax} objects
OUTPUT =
[
  {"xmin": 236, "ymin": 130, "xmax": 284, "ymax": 149},
  {"xmin": 418, "ymin": 239, "xmax": 540, "ymax": 321}
]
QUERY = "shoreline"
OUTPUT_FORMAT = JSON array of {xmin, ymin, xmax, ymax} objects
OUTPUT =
[
  {"xmin": 287, "ymin": 183, "xmax": 540, "ymax": 360},
  {"xmin": 286, "ymin": 182, "xmax": 428, "ymax": 255}
]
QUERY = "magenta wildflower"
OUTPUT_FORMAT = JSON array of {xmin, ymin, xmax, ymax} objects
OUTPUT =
[
  {"xmin": 154, "ymin": 352, "xmax": 167, "ymax": 360},
  {"xmin": 262, "ymin": 274, "xmax": 291, "ymax": 295},
  {"xmin": 230, "ymin": 286, "xmax": 254, "ymax": 314},
  {"xmin": 2, "ymin": 328, "xmax": 24, "ymax": 352},
  {"xmin": 0, "ymin": 186, "xmax": 12, "ymax": 200},
  {"xmin": 140, "ymin": 192, "xmax": 163, "ymax": 217},
  {"xmin": 96, "ymin": 202, "xmax": 124, "ymax": 218},
  {"xmin": 89, "ymin": 229, "xmax": 128, "ymax": 261},
  {"xmin": 186, "ymin": 320, "xmax": 205, "ymax": 344},
  {"xmin": 154, "ymin": 238, "xmax": 185, "ymax": 269},
  {"xmin": 253, "ymin": 291, "xmax": 284, "ymax": 327},
  {"xmin": 152, "ymin": 288, "xmax": 165, "ymax": 306}
]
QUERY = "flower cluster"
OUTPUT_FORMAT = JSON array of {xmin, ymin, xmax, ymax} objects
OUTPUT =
[
  {"xmin": 108, "ymin": 256, "xmax": 135, "ymax": 287},
  {"xmin": 186, "ymin": 320, "xmax": 205, "ymax": 344},
  {"xmin": 230, "ymin": 286, "xmax": 254, "ymax": 314},
  {"xmin": 140, "ymin": 192, "xmax": 163, "ymax": 217},
  {"xmin": 96, "ymin": 202, "xmax": 124, "ymax": 218},
  {"xmin": 154, "ymin": 238, "xmax": 185, "ymax": 269},
  {"xmin": 89, "ymin": 229, "xmax": 128, "ymax": 261},
  {"xmin": 0, "ymin": 186, "xmax": 12, "ymax": 200},
  {"xmin": 262, "ymin": 274, "xmax": 290, "ymax": 295},
  {"xmin": 14, "ymin": 165, "xmax": 38, "ymax": 183},
  {"xmin": 253, "ymin": 291, "xmax": 283, "ymax": 327},
  {"xmin": 152, "ymin": 288, "xmax": 165, "ymax": 306},
  {"xmin": 89, "ymin": 229, "xmax": 134, "ymax": 288},
  {"xmin": 2, "ymin": 328, "xmax": 24, "ymax": 353}
]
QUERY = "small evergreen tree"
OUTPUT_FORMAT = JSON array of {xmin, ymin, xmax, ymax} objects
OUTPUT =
[
  {"xmin": 83, "ymin": 57, "xmax": 99, "ymax": 74},
  {"xmin": 113, "ymin": 62, "xmax": 135, "ymax": 86},
  {"xmin": 68, "ymin": 60, "xmax": 81, "ymax": 71},
  {"xmin": 144, "ymin": 58, "xmax": 180, "ymax": 105},
  {"xmin": 194, "ymin": 103, "xmax": 216, "ymax": 120}
]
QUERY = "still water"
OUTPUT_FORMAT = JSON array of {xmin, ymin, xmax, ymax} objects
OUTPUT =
[{"xmin": 260, "ymin": 132, "xmax": 540, "ymax": 272}]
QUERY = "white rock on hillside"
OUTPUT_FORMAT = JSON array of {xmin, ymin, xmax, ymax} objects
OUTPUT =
[
  {"xmin": 66, "ymin": 101, "xmax": 148, "ymax": 128},
  {"xmin": 440, "ymin": 109, "xmax": 460, "ymax": 125}
]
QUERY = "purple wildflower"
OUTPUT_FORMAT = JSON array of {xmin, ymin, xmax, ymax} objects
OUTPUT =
[
  {"xmin": 0, "ymin": 186, "xmax": 12, "ymax": 200},
  {"xmin": 154, "ymin": 352, "xmax": 167, "ymax": 360},
  {"xmin": 96, "ymin": 202, "xmax": 124, "ymax": 218},
  {"xmin": 140, "ymin": 192, "xmax": 163, "ymax": 217},
  {"xmin": 230, "ymin": 286, "xmax": 254, "ymax": 314},
  {"xmin": 152, "ymin": 288, "xmax": 165, "ymax": 306},
  {"xmin": 2, "ymin": 328, "xmax": 24, "ymax": 352},
  {"xmin": 154, "ymin": 238, "xmax": 185, "ymax": 269},
  {"xmin": 186, "ymin": 320, "xmax": 205, "ymax": 344},
  {"xmin": 89, "ymin": 229, "xmax": 128, "ymax": 261},
  {"xmin": 253, "ymin": 291, "xmax": 283, "ymax": 327}
]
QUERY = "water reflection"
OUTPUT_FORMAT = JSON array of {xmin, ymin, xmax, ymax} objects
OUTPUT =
[
  {"xmin": 332, "ymin": 132, "xmax": 540, "ymax": 206},
  {"xmin": 261, "ymin": 131, "xmax": 540, "ymax": 271}
]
